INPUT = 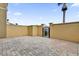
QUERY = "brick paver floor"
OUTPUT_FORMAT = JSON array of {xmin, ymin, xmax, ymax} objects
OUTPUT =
[{"xmin": 0, "ymin": 36, "xmax": 79, "ymax": 56}]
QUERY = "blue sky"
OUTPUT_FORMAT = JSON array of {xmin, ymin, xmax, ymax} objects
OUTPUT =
[{"xmin": 7, "ymin": 3, "xmax": 79, "ymax": 25}]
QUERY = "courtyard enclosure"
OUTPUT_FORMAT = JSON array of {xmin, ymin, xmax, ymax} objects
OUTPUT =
[
  {"xmin": 27, "ymin": 25, "xmax": 42, "ymax": 36},
  {"xmin": 50, "ymin": 22, "xmax": 79, "ymax": 43},
  {"xmin": 7, "ymin": 24, "xmax": 28, "ymax": 37},
  {"xmin": 32, "ymin": 25, "xmax": 42, "ymax": 36},
  {"xmin": 0, "ymin": 3, "xmax": 79, "ymax": 43},
  {"xmin": 7, "ymin": 24, "xmax": 43, "ymax": 37},
  {"xmin": 0, "ymin": 3, "xmax": 7, "ymax": 38}
]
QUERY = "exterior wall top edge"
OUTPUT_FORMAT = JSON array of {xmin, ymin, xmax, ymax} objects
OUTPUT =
[
  {"xmin": 7, "ymin": 24, "xmax": 28, "ymax": 27},
  {"xmin": 53, "ymin": 22, "xmax": 79, "ymax": 25}
]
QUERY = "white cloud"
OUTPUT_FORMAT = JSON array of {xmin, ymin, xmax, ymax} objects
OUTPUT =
[
  {"xmin": 13, "ymin": 3, "xmax": 20, "ymax": 6},
  {"xmin": 71, "ymin": 3, "xmax": 79, "ymax": 7},
  {"xmin": 13, "ymin": 12, "xmax": 22, "ymax": 16}
]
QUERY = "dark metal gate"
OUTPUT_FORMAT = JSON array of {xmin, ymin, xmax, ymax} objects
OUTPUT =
[{"xmin": 42, "ymin": 26, "xmax": 50, "ymax": 38}]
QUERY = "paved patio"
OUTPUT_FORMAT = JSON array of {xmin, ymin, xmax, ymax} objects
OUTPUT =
[{"xmin": 0, "ymin": 36, "xmax": 79, "ymax": 56}]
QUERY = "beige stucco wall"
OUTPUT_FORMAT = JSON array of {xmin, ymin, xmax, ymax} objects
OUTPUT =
[
  {"xmin": 32, "ymin": 25, "xmax": 42, "ymax": 36},
  {"xmin": 0, "ymin": 3, "xmax": 8, "ymax": 8},
  {"xmin": 37, "ymin": 26, "xmax": 42, "ymax": 37},
  {"xmin": 0, "ymin": 3, "xmax": 7, "ymax": 38},
  {"xmin": 7, "ymin": 25, "xmax": 28, "ymax": 37},
  {"xmin": 50, "ymin": 22, "xmax": 79, "ymax": 43},
  {"xmin": 7, "ymin": 25, "xmax": 43, "ymax": 37},
  {"xmin": 27, "ymin": 26, "xmax": 33, "ymax": 36},
  {"xmin": 32, "ymin": 25, "xmax": 38, "ymax": 36}
]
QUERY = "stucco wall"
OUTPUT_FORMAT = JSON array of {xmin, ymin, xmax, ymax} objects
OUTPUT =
[
  {"xmin": 37, "ymin": 26, "xmax": 42, "ymax": 37},
  {"xmin": 32, "ymin": 25, "xmax": 38, "ymax": 36},
  {"xmin": 7, "ymin": 25, "xmax": 28, "ymax": 37},
  {"xmin": 0, "ymin": 3, "xmax": 7, "ymax": 38},
  {"xmin": 50, "ymin": 22, "xmax": 79, "ymax": 43},
  {"xmin": 27, "ymin": 26, "xmax": 33, "ymax": 36},
  {"xmin": 32, "ymin": 25, "xmax": 42, "ymax": 36},
  {"xmin": 7, "ymin": 24, "xmax": 43, "ymax": 37}
]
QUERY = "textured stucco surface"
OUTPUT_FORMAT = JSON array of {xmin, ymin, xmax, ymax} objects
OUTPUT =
[
  {"xmin": 0, "ymin": 3, "xmax": 7, "ymax": 38},
  {"xmin": 50, "ymin": 22, "xmax": 79, "ymax": 42},
  {"xmin": 7, "ymin": 25, "xmax": 42, "ymax": 37}
]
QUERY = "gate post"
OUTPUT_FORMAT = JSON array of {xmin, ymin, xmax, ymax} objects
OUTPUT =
[
  {"xmin": 49, "ymin": 23, "xmax": 53, "ymax": 38},
  {"xmin": 41, "ymin": 24, "xmax": 44, "ymax": 37}
]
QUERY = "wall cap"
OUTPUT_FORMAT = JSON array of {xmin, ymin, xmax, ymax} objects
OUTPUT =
[{"xmin": 53, "ymin": 22, "xmax": 79, "ymax": 25}]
